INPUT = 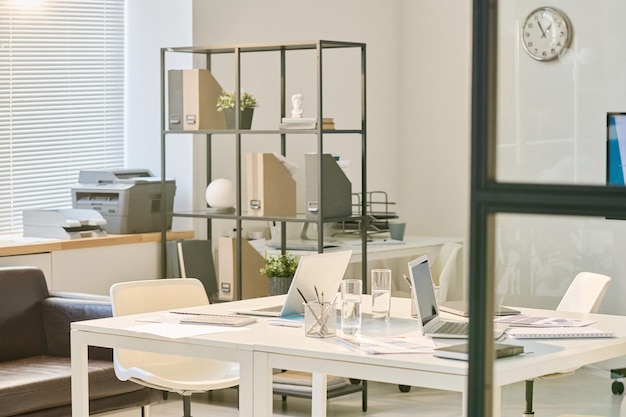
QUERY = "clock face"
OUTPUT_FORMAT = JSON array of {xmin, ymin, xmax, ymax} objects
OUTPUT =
[{"xmin": 521, "ymin": 7, "xmax": 572, "ymax": 62}]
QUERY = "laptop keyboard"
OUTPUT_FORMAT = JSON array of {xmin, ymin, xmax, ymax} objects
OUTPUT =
[{"xmin": 430, "ymin": 320, "xmax": 469, "ymax": 336}]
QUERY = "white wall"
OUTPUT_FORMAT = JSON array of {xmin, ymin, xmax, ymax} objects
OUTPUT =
[
  {"xmin": 189, "ymin": 0, "xmax": 404, "ymax": 240},
  {"xmin": 186, "ymin": 0, "xmax": 471, "ymax": 243},
  {"xmin": 398, "ymin": 0, "xmax": 472, "ymax": 239},
  {"xmin": 126, "ymin": 0, "xmax": 195, "ymax": 231},
  {"xmin": 125, "ymin": 0, "xmax": 472, "ymax": 279}
]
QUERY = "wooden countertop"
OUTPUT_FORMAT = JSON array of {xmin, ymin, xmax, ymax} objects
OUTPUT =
[{"xmin": 0, "ymin": 230, "xmax": 194, "ymax": 257}]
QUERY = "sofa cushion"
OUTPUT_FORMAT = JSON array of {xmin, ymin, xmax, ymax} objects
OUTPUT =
[
  {"xmin": 41, "ymin": 297, "xmax": 113, "ymax": 360},
  {"xmin": 0, "ymin": 355, "xmax": 146, "ymax": 417},
  {"xmin": 0, "ymin": 267, "xmax": 49, "ymax": 362}
]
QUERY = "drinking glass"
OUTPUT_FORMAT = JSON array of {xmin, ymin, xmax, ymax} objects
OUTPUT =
[
  {"xmin": 371, "ymin": 269, "xmax": 392, "ymax": 320},
  {"xmin": 340, "ymin": 279, "xmax": 362, "ymax": 335}
]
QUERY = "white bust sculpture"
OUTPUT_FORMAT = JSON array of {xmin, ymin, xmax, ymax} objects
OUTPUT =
[{"xmin": 290, "ymin": 93, "xmax": 304, "ymax": 118}]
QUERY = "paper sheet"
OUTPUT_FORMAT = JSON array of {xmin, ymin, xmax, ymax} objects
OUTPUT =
[{"xmin": 125, "ymin": 322, "xmax": 248, "ymax": 338}]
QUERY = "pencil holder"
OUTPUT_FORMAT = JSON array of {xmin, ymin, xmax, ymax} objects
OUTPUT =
[{"xmin": 304, "ymin": 301, "xmax": 337, "ymax": 338}]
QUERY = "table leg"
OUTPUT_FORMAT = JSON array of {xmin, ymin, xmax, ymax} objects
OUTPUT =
[
  {"xmin": 493, "ymin": 386, "xmax": 502, "ymax": 417},
  {"xmin": 254, "ymin": 352, "xmax": 272, "ymax": 417},
  {"xmin": 70, "ymin": 329, "xmax": 89, "ymax": 417},
  {"xmin": 461, "ymin": 386, "xmax": 468, "ymax": 417},
  {"xmin": 311, "ymin": 372, "xmax": 328, "ymax": 417},
  {"xmin": 238, "ymin": 350, "xmax": 255, "ymax": 417}
]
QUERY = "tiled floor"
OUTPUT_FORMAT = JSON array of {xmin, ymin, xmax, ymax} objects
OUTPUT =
[{"xmin": 103, "ymin": 365, "xmax": 625, "ymax": 417}]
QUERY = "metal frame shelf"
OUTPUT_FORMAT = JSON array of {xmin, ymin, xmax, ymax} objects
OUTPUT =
[{"xmin": 160, "ymin": 40, "xmax": 368, "ymax": 299}]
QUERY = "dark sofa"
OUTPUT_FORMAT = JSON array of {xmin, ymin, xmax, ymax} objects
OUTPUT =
[{"xmin": 0, "ymin": 266, "xmax": 161, "ymax": 417}]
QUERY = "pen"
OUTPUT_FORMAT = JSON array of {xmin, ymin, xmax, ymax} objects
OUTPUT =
[
  {"xmin": 296, "ymin": 287, "xmax": 308, "ymax": 304},
  {"xmin": 402, "ymin": 274, "xmax": 412, "ymax": 289},
  {"xmin": 297, "ymin": 287, "xmax": 324, "ymax": 328},
  {"xmin": 318, "ymin": 293, "xmax": 339, "ymax": 336},
  {"xmin": 314, "ymin": 285, "xmax": 321, "ymax": 303}
]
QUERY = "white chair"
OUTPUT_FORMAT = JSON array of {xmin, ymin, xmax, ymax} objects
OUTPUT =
[
  {"xmin": 524, "ymin": 272, "xmax": 611, "ymax": 417},
  {"xmin": 431, "ymin": 242, "xmax": 462, "ymax": 302},
  {"xmin": 110, "ymin": 278, "xmax": 240, "ymax": 417}
]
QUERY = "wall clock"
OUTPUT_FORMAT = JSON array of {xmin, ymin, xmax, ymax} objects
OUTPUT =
[{"xmin": 521, "ymin": 7, "xmax": 572, "ymax": 62}]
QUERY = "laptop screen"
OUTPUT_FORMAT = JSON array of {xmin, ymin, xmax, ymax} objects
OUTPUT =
[{"xmin": 408, "ymin": 256, "xmax": 439, "ymax": 327}]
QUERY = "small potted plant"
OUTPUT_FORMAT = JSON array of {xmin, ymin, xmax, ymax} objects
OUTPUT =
[
  {"xmin": 216, "ymin": 89, "xmax": 258, "ymax": 130},
  {"xmin": 260, "ymin": 253, "xmax": 300, "ymax": 296}
]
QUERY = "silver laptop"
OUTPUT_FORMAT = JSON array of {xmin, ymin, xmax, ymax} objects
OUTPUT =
[
  {"xmin": 233, "ymin": 250, "xmax": 353, "ymax": 317},
  {"xmin": 408, "ymin": 255, "xmax": 506, "ymax": 339}
]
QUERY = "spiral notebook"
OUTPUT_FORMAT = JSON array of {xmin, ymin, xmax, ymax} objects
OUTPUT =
[{"xmin": 505, "ymin": 326, "xmax": 615, "ymax": 339}]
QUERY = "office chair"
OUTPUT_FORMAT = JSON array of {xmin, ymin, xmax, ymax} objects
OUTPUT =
[
  {"xmin": 524, "ymin": 272, "xmax": 611, "ymax": 417},
  {"xmin": 431, "ymin": 242, "xmax": 462, "ymax": 302},
  {"xmin": 110, "ymin": 278, "xmax": 240, "ymax": 417}
]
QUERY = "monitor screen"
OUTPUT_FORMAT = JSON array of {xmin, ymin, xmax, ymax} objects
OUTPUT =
[{"xmin": 607, "ymin": 112, "xmax": 626, "ymax": 186}]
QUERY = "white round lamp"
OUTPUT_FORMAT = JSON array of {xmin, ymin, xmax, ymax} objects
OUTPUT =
[{"xmin": 205, "ymin": 178, "xmax": 235, "ymax": 213}]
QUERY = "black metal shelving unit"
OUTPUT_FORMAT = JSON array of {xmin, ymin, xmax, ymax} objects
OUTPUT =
[{"xmin": 159, "ymin": 40, "xmax": 368, "ymax": 299}]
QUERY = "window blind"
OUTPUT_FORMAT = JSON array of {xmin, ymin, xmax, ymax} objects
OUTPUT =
[{"xmin": 0, "ymin": 0, "xmax": 125, "ymax": 234}]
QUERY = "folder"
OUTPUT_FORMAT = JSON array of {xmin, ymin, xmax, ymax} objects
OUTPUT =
[
  {"xmin": 168, "ymin": 69, "xmax": 226, "ymax": 131},
  {"xmin": 177, "ymin": 239, "xmax": 219, "ymax": 298},
  {"xmin": 217, "ymin": 236, "xmax": 269, "ymax": 301},
  {"xmin": 246, "ymin": 153, "xmax": 296, "ymax": 217},
  {"xmin": 167, "ymin": 70, "xmax": 184, "ymax": 131},
  {"xmin": 305, "ymin": 153, "xmax": 352, "ymax": 219}
]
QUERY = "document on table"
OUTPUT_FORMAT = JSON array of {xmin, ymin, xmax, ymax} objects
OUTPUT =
[
  {"xmin": 338, "ymin": 336, "xmax": 436, "ymax": 354},
  {"xmin": 495, "ymin": 314, "xmax": 596, "ymax": 327},
  {"xmin": 505, "ymin": 326, "xmax": 615, "ymax": 339},
  {"xmin": 129, "ymin": 313, "xmax": 250, "ymax": 338},
  {"xmin": 126, "ymin": 322, "xmax": 248, "ymax": 338}
]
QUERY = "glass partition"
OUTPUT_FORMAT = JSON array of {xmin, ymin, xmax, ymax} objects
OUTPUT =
[
  {"xmin": 494, "ymin": 213, "xmax": 625, "ymax": 314},
  {"xmin": 495, "ymin": 1, "xmax": 626, "ymax": 186}
]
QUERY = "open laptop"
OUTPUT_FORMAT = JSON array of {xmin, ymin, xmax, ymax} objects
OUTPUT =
[
  {"xmin": 408, "ymin": 255, "xmax": 506, "ymax": 339},
  {"xmin": 233, "ymin": 250, "xmax": 353, "ymax": 317}
]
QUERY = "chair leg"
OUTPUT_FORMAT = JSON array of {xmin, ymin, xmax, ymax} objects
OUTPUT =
[
  {"xmin": 523, "ymin": 379, "xmax": 534, "ymax": 416},
  {"xmin": 182, "ymin": 395, "xmax": 192, "ymax": 417},
  {"xmin": 362, "ymin": 380, "xmax": 368, "ymax": 412}
]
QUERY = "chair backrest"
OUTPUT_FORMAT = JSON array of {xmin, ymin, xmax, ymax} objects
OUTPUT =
[
  {"xmin": 110, "ymin": 279, "xmax": 210, "ymax": 381},
  {"xmin": 110, "ymin": 278, "xmax": 209, "ymax": 316},
  {"xmin": 556, "ymin": 272, "xmax": 611, "ymax": 314},
  {"xmin": 431, "ymin": 242, "xmax": 462, "ymax": 302}
]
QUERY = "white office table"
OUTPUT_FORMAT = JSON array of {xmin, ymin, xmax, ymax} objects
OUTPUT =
[
  {"xmin": 71, "ymin": 296, "xmax": 626, "ymax": 417},
  {"xmin": 70, "ymin": 303, "xmax": 262, "ymax": 417}
]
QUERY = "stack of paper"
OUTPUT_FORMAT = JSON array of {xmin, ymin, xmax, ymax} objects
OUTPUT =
[{"xmin": 273, "ymin": 371, "xmax": 346, "ymax": 392}]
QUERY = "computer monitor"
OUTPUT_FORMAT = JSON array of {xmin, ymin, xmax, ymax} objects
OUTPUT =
[{"xmin": 607, "ymin": 112, "xmax": 626, "ymax": 186}]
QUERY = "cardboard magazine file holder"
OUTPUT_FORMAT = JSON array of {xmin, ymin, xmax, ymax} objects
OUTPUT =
[
  {"xmin": 246, "ymin": 153, "xmax": 297, "ymax": 217},
  {"xmin": 305, "ymin": 153, "xmax": 352, "ymax": 219},
  {"xmin": 217, "ymin": 236, "xmax": 269, "ymax": 301},
  {"xmin": 168, "ymin": 69, "xmax": 226, "ymax": 131}
]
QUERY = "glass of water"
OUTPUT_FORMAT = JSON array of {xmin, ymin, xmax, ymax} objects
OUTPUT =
[
  {"xmin": 340, "ymin": 279, "xmax": 362, "ymax": 335},
  {"xmin": 371, "ymin": 269, "xmax": 392, "ymax": 320}
]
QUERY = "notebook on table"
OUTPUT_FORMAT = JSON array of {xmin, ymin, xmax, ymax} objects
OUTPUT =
[
  {"xmin": 232, "ymin": 250, "xmax": 353, "ymax": 317},
  {"xmin": 408, "ymin": 255, "xmax": 506, "ymax": 339}
]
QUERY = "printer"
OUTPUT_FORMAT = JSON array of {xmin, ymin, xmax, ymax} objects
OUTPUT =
[
  {"xmin": 23, "ymin": 208, "xmax": 108, "ymax": 239},
  {"xmin": 71, "ymin": 169, "xmax": 176, "ymax": 234}
]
